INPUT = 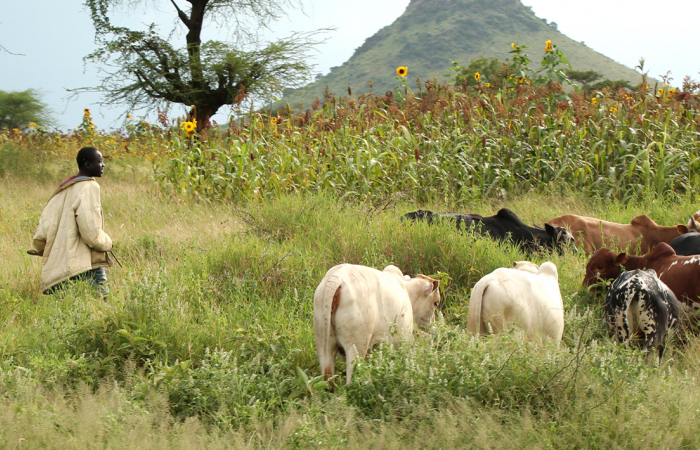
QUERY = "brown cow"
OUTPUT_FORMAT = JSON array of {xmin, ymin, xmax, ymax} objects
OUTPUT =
[
  {"xmin": 547, "ymin": 214, "xmax": 686, "ymax": 255},
  {"xmin": 583, "ymin": 243, "xmax": 700, "ymax": 316}
]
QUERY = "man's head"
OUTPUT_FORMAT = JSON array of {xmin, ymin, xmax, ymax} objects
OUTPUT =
[{"xmin": 76, "ymin": 147, "xmax": 105, "ymax": 177}]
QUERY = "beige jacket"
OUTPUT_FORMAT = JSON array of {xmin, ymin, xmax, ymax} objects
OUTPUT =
[{"xmin": 31, "ymin": 177, "xmax": 113, "ymax": 292}]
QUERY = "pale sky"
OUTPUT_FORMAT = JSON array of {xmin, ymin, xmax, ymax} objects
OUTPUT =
[{"xmin": 1, "ymin": 0, "xmax": 698, "ymax": 130}]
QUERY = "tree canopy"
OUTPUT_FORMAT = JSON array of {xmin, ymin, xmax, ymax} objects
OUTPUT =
[
  {"xmin": 0, "ymin": 89, "xmax": 53, "ymax": 130},
  {"xmin": 83, "ymin": 0, "xmax": 317, "ymax": 130}
]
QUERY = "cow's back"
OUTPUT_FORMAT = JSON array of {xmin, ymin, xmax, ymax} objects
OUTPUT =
[
  {"xmin": 317, "ymin": 264, "xmax": 412, "ymax": 341},
  {"xmin": 548, "ymin": 214, "xmax": 641, "ymax": 254},
  {"xmin": 471, "ymin": 266, "xmax": 564, "ymax": 342},
  {"xmin": 670, "ymin": 230, "xmax": 700, "ymax": 256}
]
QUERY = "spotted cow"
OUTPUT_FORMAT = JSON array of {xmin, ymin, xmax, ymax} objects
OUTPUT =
[
  {"xmin": 605, "ymin": 269, "xmax": 683, "ymax": 360},
  {"xmin": 583, "ymin": 243, "xmax": 700, "ymax": 317}
]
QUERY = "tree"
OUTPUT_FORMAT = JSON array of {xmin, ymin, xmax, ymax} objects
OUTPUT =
[
  {"xmin": 566, "ymin": 69, "xmax": 602, "ymax": 91},
  {"xmin": 0, "ymin": 89, "xmax": 53, "ymax": 130},
  {"xmin": 83, "ymin": 0, "xmax": 317, "ymax": 131},
  {"xmin": 455, "ymin": 56, "xmax": 508, "ymax": 88}
]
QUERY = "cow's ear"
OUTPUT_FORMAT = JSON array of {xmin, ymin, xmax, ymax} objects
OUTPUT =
[
  {"xmin": 615, "ymin": 253, "xmax": 628, "ymax": 265},
  {"xmin": 424, "ymin": 279, "xmax": 439, "ymax": 295},
  {"xmin": 677, "ymin": 224, "xmax": 689, "ymax": 234},
  {"xmin": 544, "ymin": 223, "xmax": 555, "ymax": 236}
]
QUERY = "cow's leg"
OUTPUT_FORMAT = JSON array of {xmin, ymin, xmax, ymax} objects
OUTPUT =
[
  {"xmin": 341, "ymin": 338, "xmax": 371, "ymax": 385},
  {"xmin": 614, "ymin": 308, "xmax": 630, "ymax": 348}
]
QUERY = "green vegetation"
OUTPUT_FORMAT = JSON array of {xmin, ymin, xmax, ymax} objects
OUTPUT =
[
  {"xmin": 0, "ymin": 89, "xmax": 53, "ymax": 131},
  {"xmin": 284, "ymin": 0, "xmax": 645, "ymax": 107},
  {"xmin": 2, "ymin": 44, "xmax": 700, "ymax": 447}
]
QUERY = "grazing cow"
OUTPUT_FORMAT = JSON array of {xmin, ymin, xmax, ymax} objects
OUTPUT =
[
  {"xmin": 512, "ymin": 260, "xmax": 540, "ymax": 274},
  {"xmin": 547, "ymin": 214, "xmax": 685, "ymax": 255},
  {"xmin": 402, "ymin": 208, "xmax": 575, "ymax": 253},
  {"xmin": 467, "ymin": 262, "xmax": 564, "ymax": 344},
  {"xmin": 583, "ymin": 243, "xmax": 700, "ymax": 316},
  {"xmin": 670, "ymin": 229, "xmax": 700, "ymax": 256},
  {"xmin": 313, "ymin": 264, "xmax": 440, "ymax": 385},
  {"xmin": 605, "ymin": 269, "xmax": 682, "ymax": 360}
]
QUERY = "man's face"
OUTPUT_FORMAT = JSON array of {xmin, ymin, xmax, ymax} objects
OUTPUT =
[{"xmin": 86, "ymin": 151, "xmax": 105, "ymax": 177}]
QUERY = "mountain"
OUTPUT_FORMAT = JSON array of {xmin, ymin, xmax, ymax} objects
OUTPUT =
[{"xmin": 283, "ymin": 0, "xmax": 643, "ymax": 105}]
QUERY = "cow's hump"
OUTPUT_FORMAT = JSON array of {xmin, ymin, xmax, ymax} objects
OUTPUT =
[
  {"xmin": 648, "ymin": 242, "xmax": 677, "ymax": 259},
  {"xmin": 496, "ymin": 208, "xmax": 525, "ymax": 225},
  {"xmin": 630, "ymin": 214, "xmax": 657, "ymax": 228}
]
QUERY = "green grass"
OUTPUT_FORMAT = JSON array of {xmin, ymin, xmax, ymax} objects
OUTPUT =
[
  {"xmin": 2, "ymin": 72, "xmax": 700, "ymax": 446},
  {"xmin": 2, "ymin": 147, "xmax": 700, "ymax": 447}
]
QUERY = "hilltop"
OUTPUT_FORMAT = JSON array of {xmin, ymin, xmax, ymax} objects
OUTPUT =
[{"xmin": 283, "ymin": 0, "xmax": 643, "ymax": 105}]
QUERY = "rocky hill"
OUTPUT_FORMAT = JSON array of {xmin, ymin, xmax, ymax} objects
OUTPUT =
[{"xmin": 283, "ymin": 0, "xmax": 643, "ymax": 105}]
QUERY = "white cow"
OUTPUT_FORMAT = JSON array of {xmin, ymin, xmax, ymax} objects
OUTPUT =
[
  {"xmin": 512, "ymin": 260, "xmax": 540, "ymax": 274},
  {"xmin": 314, "ymin": 264, "xmax": 440, "ymax": 385},
  {"xmin": 467, "ymin": 262, "xmax": 564, "ymax": 344}
]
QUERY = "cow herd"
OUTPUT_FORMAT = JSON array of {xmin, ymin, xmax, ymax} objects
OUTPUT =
[{"xmin": 313, "ymin": 208, "xmax": 700, "ymax": 384}]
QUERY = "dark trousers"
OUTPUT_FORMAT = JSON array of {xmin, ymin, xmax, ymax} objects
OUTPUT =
[{"xmin": 45, "ymin": 267, "xmax": 109, "ymax": 297}]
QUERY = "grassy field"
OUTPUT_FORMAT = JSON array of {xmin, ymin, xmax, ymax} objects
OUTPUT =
[
  {"xmin": 2, "ymin": 68, "xmax": 700, "ymax": 447},
  {"xmin": 2, "ymin": 144, "xmax": 700, "ymax": 448}
]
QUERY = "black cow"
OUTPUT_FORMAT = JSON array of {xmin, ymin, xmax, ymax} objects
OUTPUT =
[
  {"xmin": 401, "ymin": 208, "xmax": 575, "ymax": 253},
  {"xmin": 670, "ymin": 229, "xmax": 700, "ymax": 256},
  {"xmin": 605, "ymin": 269, "xmax": 683, "ymax": 360}
]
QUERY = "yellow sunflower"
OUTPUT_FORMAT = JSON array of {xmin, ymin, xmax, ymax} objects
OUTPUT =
[
  {"xmin": 668, "ymin": 88, "xmax": 676, "ymax": 95},
  {"xmin": 396, "ymin": 66, "xmax": 408, "ymax": 77},
  {"xmin": 29, "ymin": 122, "xmax": 36, "ymax": 127},
  {"xmin": 485, "ymin": 83, "xmax": 491, "ymax": 88},
  {"xmin": 545, "ymin": 40, "xmax": 552, "ymax": 52},
  {"xmin": 591, "ymin": 97, "xmax": 597, "ymax": 104},
  {"xmin": 474, "ymin": 72, "xmax": 481, "ymax": 81},
  {"xmin": 180, "ymin": 121, "xmax": 196, "ymax": 133},
  {"xmin": 511, "ymin": 42, "xmax": 517, "ymax": 50}
]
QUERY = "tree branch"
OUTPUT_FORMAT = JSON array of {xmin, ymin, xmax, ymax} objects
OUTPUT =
[{"xmin": 169, "ymin": 0, "xmax": 191, "ymax": 28}]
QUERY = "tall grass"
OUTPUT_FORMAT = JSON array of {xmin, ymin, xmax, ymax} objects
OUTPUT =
[
  {"xmin": 2, "ymin": 55, "xmax": 700, "ymax": 446},
  {"xmin": 2, "ymin": 152, "xmax": 700, "ymax": 447}
]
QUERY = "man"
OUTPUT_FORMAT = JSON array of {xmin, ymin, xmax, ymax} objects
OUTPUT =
[{"xmin": 28, "ymin": 146, "xmax": 113, "ymax": 296}]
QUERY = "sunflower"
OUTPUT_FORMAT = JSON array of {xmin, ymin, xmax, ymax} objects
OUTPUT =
[
  {"xmin": 396, "ymin": 66, "xmax": 408, "ymax": 77},
  {"xmin": 180, "ymin": 121, "xmax": 196, "ymax": 133},
  {"xmin": 657, "ymin": 88, "xmax": 664, "ymax": 96},
  {"xmin": 485, "ymin": 83, "xmax": 491, "ymax": 88},
  {"xmin": 511, "ymin": 42, "xmax": 517, "ymax": 50},
  {"xmin": 591, "ymin": 97, "xmax": 597, "ymax": 104},
  {"xmin": 474, "ymin": 72, "xmax": 481, "ymax": 81},
  {"xmin": 29, "ymin": 122, "xmax": 36, "ymax": 127},
  {"xmin": 668, "ymin": 88, "xmax": 676, "ymax": 95},
  {"xmin": 609, "ymin": 104, "xmax": 618, "ymax": 113},
  {"xmin": 545, "ymin": 40, "xmax": 552, "ymax": 52}
]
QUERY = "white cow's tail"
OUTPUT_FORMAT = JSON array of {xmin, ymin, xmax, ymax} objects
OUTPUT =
[
  {"xmin": 318, "ymin": 276, "xmax": 343, "ymax": 382},
  {"xmin": 467, "ymin": 279, "xmax": 488, "ymax": 336}
]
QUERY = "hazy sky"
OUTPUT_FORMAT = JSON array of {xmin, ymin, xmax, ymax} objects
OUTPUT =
[{"xmin": 1, "ymin": 0, "xmax": 698, "ymax": 130}]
